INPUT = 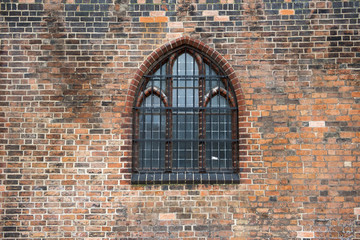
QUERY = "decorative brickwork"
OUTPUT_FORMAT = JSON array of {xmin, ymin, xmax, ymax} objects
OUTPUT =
[{"xmin": 1, "ymin": 0, "xmax": 360, "ymax": 239}]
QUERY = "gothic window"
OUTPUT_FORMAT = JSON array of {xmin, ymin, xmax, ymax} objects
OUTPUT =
[{"xmin": 132, "ymin": 46, "xmax": 239, "ymax": 184}]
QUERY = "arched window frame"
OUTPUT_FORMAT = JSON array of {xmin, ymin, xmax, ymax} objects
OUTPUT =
[{"xmin": 132, "ymin": 45, "xmax": 240, "ymax": 184}]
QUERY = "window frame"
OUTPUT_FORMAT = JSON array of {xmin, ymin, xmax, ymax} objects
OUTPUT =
[{"xmin": 132, "ymin": 46, "xmax": 240, "ymax": 184}]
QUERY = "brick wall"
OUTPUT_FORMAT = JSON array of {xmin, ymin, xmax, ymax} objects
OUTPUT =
[{"xmin": 0, "ymin": 0, "xmax": 359, "ymax": 239}]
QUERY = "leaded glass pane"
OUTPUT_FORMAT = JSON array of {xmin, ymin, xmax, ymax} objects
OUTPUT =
[
  {"xmin": 146, "ymin": 64, "xmax": 166, "ymax": 91},
  {"xmin": 139, "ymin": 96, "xmax": 165, "ymax": 170},
  {"xmin": 205, "ymin": 62, "xmax": 225, "ymax": 92},
  {"xmin": 172, "ymin": 110, "xmax": 199, "ymax": 170},
  {"xmin": 173, "ymin": 53, "xmax": 199, "ymax": 76},
  {"xmin": 205, "ymin": 95, "xmax": 232, "ymax": 171}
]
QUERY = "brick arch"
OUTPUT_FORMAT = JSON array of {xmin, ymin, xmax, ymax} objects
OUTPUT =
[{"xmin": 125, "ymin": 36, "xmax": 245, "ymax": 113}]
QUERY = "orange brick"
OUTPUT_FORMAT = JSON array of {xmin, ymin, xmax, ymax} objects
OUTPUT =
[
  {"xmin": 274, "ymin": 127, "xmax": 289, "ymax": 132},
  {"xmin": 108, "ymin": 163, "xmax": 123, "ymax": 168},
  {"xmin": 31, "ymin": 232, "xmax": 46, "ymax": 237},
  {"xmin": 74, "ymin": 175, "xmax": 89, "ymax": 180},
  {"xmin": 62, "ymin": 157, "xmax": 76, "ymax": 162},
  {"xmin": 279, "ymin": 9, "xmax": 295, "ymax": 15},
  {"xmin": 286, "ymin": 156, "xmax": 300, "ymax": 161},
  {"xmin": 61, "ymin": 214, "xmax": 75, "ymax": 220},
  {"xmin": 139, "ymin": 17, "xmax": 154, "ymax": 23},
  {"xmin": 62, "ymin": 180, "xmax": 76, "ymax": 185},
  {"xmin": 352, "ymin": 92, "xmax": 360, "ymax": 98},
  {"xmin": 273, "ymin": 105, "xmax": 287, "ymax": 111},
  {"xmin": 154, "ymin": 16, "xmax": 168, "ymax": 22}
]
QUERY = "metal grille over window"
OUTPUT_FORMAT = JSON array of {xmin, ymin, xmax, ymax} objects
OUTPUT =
[{"xmin": 132, "ymin": 46, "xmax": 239, "ymax": 184}]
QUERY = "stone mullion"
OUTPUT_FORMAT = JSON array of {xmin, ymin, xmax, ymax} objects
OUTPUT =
[
  {"xmin": 197, "ymin": 55, "xmax": 206, "ymax": 173},
  {"xmin": 165, "ymin": 54, "xmax": 175, "ymax": 172}
]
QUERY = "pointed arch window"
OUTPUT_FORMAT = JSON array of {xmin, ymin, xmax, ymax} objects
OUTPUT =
[{"xmin": 132, "ymin": 46, "xmax": 239, "ymax": 184}]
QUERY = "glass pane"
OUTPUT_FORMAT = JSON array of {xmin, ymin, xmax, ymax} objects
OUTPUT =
[
  {"xmin": 172, "ymin": 140, "xmax": 199, "ymax": 170},
  {"xmin": 138, "ymin": 95, "xmax": 165, "ymax": 171},
  {"xmin": 205, "ymin": 96, "xmax": 232, "ymax": 171},
  {"xmin": 205, "ymin": 62, "xmax": 225, "ymax": 92},
  {"xmin": 173, "ymin": 88, "xmax": 198, "ymax": 107},
  {"xmin": 142, "ymin": 95, "xmax": 162, "ymax": 107},
  {"xmin": 147, "ymin": 64, "xmax": 166, "ymax": 91},
  {"xmin": 173, "ymin": 111, "xmax": 199, "ymax": 140},
  {"xmin": 154, "ymin": 64, "xmax": 166, "ymax": 76},
  {"xmin": 173, "ymin": 53, "xmax": 198, "ymax": 76},
  {"xmin": 208, "ymin": 95, "xmax": 229, "ymax": 108},
  {"xmin": 139, "ymin": 141, "xmax": 165, "ymax": 170},
  {"xmin": 172, "ymin": 53, "xmax": 199, "ymax": 109},
  {"xmin": 172, "ymin": 110, "xmax": 199, "ymax": 171}
]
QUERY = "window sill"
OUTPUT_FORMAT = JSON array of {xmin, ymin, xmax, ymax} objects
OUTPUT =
[{"xmin": 131, "ymin": 172, "xmax": 240, "ymax": 185}]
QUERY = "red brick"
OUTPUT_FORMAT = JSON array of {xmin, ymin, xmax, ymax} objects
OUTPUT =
[
  {"xmin": 352, "ymin": 92, "xmax": 360, "ymax": 98},
  {"xmin": 1, "ymin": 2, "xmax": 359, "ymax": 240}
]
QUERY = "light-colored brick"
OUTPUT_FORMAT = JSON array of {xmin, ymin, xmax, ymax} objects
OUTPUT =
[
  {"xmin": 297, "ymin": 231, "xmax": 314, "ymax": 238},
  {"xmin": 159, "ymin": 213, "xmax": 176, "ymax": 220},
  {"xmin": 168, "ymin": 22, "xmax": 184, "ymax": 28},
  {"xmin": 150, "ymin": 11, "xmax": 166, "ymax": 16},
  {"xmin": 203, "ymin": 10, "xmax": 218, "ymax": 16},
  {"xmin": 214, "ymin": 16, "xmax": 230, "ymax": 21},
  {"xmin": 355, "ymin": 208, "xmax": 360, "ymax": 215},
  {"xmin": 309, "ymin": 121, "xmax": 325, "ymax": 127}
]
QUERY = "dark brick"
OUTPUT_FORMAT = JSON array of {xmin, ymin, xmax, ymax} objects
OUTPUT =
[
  {"xmin": 338, "ymin": 191, "xmax": 357, "ymax": 197},
  {"xmin": 28, "ymin": 4, "xmax": 42, "ymax": 10},
  {"xmin": 4, "ymin": 233, "xmax": 20, "ymax": 238}
]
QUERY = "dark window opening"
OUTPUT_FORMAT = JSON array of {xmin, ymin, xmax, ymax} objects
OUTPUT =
[{"xmin": 132, "ymin": 46, "xmax": 239, "ymax": 184}]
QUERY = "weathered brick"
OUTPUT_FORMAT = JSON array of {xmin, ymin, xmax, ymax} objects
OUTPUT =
[{"xmin": 0, "ymin": 1, "xmax": 359, "ymax": 239}]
